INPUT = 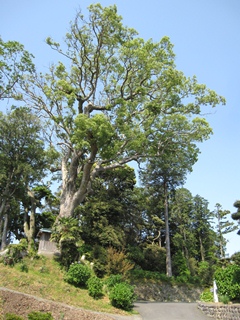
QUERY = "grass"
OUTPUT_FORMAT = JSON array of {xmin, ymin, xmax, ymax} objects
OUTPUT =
[{"xmin": 0, "ymin": 255, "xmax": 131, "ymax": 316}]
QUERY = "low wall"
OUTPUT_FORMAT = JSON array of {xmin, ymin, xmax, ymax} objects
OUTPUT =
[
  {"xmin": 198, "ymin": 302, "xmax": 240, "ymax": 320},
  {"xmin": 134, "ymin": 283, "xmax": 202, "ymax": 302}
]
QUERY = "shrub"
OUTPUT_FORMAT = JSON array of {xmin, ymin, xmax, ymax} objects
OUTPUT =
[
  {"xmin": 109, "ymin": 282, "xmax": 135, "ymax": 311},
  {"xmin": 5, "ymin": 313, "xmax": 24, "ymax": 320},
  {"xmin": 64, "ymin": 262, "xmax": 92, "ymax": 287},
  {"xmin": 200, "ymin": 290, "xmax": 213, "ymax": 302},
  {"xmin": 3, "ymin": 239, "xmax": 28, "ymax": 266},
  {"xmin": 87, "ymin": 276, "xmax": 103, "ymax": 299},
  {"xmin": 106, "ymin": 247, "xmax": 134, "ymax": 276},
  {"xmin": 92, "ymin": 245, "xmax": 107, "ymax": 278},
  {"xmin": 142, "ymin": 245, "xmax": 166, "ymax": 273},
  {"xmin": 219, "ymin": 295, "xmax": 230, "ymax": 304},
  {"xmin": 56, "ymin": 241, "xmax": 79, "ymax": 269},
  {"xmin": 28, "ymin": 311, "xmax": 53, "ymax": 320},
  {"xmin": 214, "ymin": 264, "xmax": 240, "ymax": 300},
  {"xmin": 19, "ymin": 261, "xmax": 29, "ymax": 273},
  {"xmin": 105, "ymin": 274, "xmax": 123, "ymax": 290}
]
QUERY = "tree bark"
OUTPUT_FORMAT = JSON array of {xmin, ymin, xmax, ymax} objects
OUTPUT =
[
  {"xmin": 1, "ymin": 213, "xmax": 9, "ymax": 250},
  {"xmin": 23, "ymin": 189, "xmax": 36, "ymax": 250},
  {"xmin": 164, "ymin": 182, "xmax": 172, "ymax": 277},
  {"xmin": 58, "ymin": 141, "xmax": 98, "ymax": 218},
  {"xmin": 199, "ymin": 235, "xmax": 205, "ymax": 261}
]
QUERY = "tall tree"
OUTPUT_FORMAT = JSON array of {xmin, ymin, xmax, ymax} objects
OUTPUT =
[
  {"xmin": 0, "ymin": 108, "xmax": 49, "ymax": 249},
  {"xmin": 140, "ymin": 131, "xmax": 200, "ymax": 277},
  {"xmin": 22, "ymin": 4, "xmax": 225, "ymax": 219},
  {"xmin": 213, "ymin": 203, "xmax": 237, "ymax": 258},
  {"xmin": 0, "ymin": 37, "xmax": 34, "ymax": 100},
  {"xmin": 77, "ymin": 165, "xmax": 137, "ymax": 249},
  {"xmin": 232, "ymin": 200, "xmax": 240, "ymax": 235},
  {"xmin": 171, "ymin": 188, "xmax": 197, "ymax": 266},
  {"xmin": 192, "ymin": 195, "xmax": 215, "ymax": 262}
]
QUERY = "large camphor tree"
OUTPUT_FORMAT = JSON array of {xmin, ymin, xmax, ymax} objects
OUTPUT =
[{"xmin": 22, "ymin": 4, "xmax": 225, "ymax": 219}]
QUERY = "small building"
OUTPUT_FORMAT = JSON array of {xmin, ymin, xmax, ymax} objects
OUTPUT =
[{"xmin": 37, "ymin": 228, "xmax": 60, "ymax": 256}]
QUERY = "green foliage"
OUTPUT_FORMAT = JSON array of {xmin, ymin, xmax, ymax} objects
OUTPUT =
[
  {"xmin": 214, "ymin": 264, "xmax": 240, "ymax": 300},
  {"xmin": 91, "ymin": 245, "xmax": 107, "ymax": 278},
  {"xmin": 5, "ymin": 314, "xmax": 24, "ymax": 320},
  {"xmin": 51, "ymin": 217, "xmax": 82, "ymax": 268},
  {"xmin": 105, "ymin": 274, "xmax": 123, "ymax": 290},
  {"xmin": 232, "ymin": 200, "xmax": 240, "ymax": 235},
  {"xmin": 0, "ymin": 37, "xmax": 35, "ymax": 100},
  {"xmin": 219, "ymin": 295, "xmax": 230, "ymax": 304},
  {"xmin": 56, "ymin": 241, "xmax": 79, "ymax": 270},
  {"xmin": 231, "ymin": 252, "xmax": 240, "ymax": 266},
  {"xmin": 127, "ymin": 246, "xmax": 145, "ymax": 268},
  {"xmin": 87, "ymin": 276, "xmax": 104, "ymax": 299},
  {"xmin": 19, "ymin": 261, "xmax": 29, "ymax": 273},
  {"xmin": 197, "ymin": 261, "xmax": 214, "ymax": 286},
  {"xmin": 200, "ymin": 289, "xmax": 213, "ymax": 302},
  {"xmin": 109, "ymin": 282, "xmax": 135, "ymax": 311},
  {"xmin": 141, "ymin": 245, "xmax": 166, "ymax": 273},
  {"xmin": 51, "ymin": 217, "xmax": 81, "ymax": 245},
  {"xmin": 128, "ymin": 269, "xmax": 170, "ymax": 282},
  {"xmin": 172, "ymin": 251, "xmax": 190, "ymax": 278},
  {"xmin": 64, "ymin": 262, "xmax": 92, "ymax": 287},
  {"xmin": 27, "ymin": 311, "xmax": 53, "ymax": 320},
  {"xmin": 3, "ymin": 240, "xmax": 28, "ymax": 266}
]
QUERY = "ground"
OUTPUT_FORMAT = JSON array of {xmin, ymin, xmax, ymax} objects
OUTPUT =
[{"xmin": 0, "ymin": 287, "xmax": 116, "ymax": 320}]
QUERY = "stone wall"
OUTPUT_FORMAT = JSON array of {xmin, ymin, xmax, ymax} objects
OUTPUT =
[
  {"xmin": 198, "ymin": 302, "xmax": 240, "ymax": 320},
  {"xmin": 134, "ymin": 283, "xmax": 202, "ymax": 302}
]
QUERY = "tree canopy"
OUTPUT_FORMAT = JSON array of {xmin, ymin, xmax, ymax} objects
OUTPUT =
[{"xmin": 20, "ymin": 4, "xmax": 225, "ymax": 218}]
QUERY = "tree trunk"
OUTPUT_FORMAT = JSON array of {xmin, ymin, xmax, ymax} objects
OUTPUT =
[
  {"xmin": 1, "ymin": 213, "xmax": 9, "ymax": 250},
  {"xmin": 23, "ymin": 189, "xmax": 36, "ymax": 250},
  {"xmin": 199, "ymin": 235, "xmax": 205, "ymax": 261},
  {"xmin": 59, "ymin": 148, "xmax": 97, "ymax": 218},
  {"xmin": 164, "ymin": 182, "xmax": 172, "ymax": 277}
]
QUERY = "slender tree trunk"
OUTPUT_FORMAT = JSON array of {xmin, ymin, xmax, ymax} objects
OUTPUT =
[
  {"xmin": 158, "ymin": 229, "xmax": 162, "ymax": 247},
  {"xmin": 199, "ymin": 235, "xmax": 205, "ymax": 261},
  {"xmin": 0, "ymin": 218, "xmax": 3, "ymax": 247},
  {"xmin": 1, "ymin": 213, "xmax": 9, "ymax": 250},
  {"xmin": 217, "ymin": 208, "xmax": 224, "ymax": 258},
  {"xmin": 164, "ymin": 182, "xmax": 172, "ymax": 277},
  {"xmin": 183, "ymin": 229, "xmax": 190, "ymax": 269},
  {"xmin": 24, "ymin": 189, "xmax": 36, "ymax": 250}
]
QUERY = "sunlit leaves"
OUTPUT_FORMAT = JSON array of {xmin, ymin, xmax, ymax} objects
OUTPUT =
[{"xmin": 0, "ymin": 37, "xmax": 35, "ymax": 100}]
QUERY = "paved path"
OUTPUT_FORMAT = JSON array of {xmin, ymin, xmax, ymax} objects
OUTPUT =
[{"xmin": 132, "ymin": 302, "xmax": 210, "ymax": 320}]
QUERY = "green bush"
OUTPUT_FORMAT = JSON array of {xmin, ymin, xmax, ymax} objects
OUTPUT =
[
  {"xmin": 105, "ymin": 274, "xmax": 123, "ymax": 290},
  {"xmin": 3, "ymin": 239, "xmax": 28, "ymax": 266},
  {"xmin": 214, "ymin": 264, "xmax": 240, "ymax": 300},
  {"xmin": 19, "ymin": 261, "xmax": 29, "ymax": 273},
  {"xmin": 64, "ymin": 262, "xmax": 92, "ymax": 287},
  {"xmin": 27, "ymin": 311, "xmax": 53, "ymax": 320},
  {"xmin": 5, "ymin": 313, "xmax": 24, "ymax": 320},
  {"xmin": 87, "ymin": 276, "xmax": 103, "ymax": 299},
  {"xmin": 109, "ymin": 282, "xmax": 135, "ymax": 311},
  {"xmin": 142, "ymin": 245, "xmax": 166, "ymax": 273},
  {"xmin": 219, "ymin": 295, "xmax": 230, "ymax": 304},
  {"xmin": 200, "ymin": 289, "xmax": 213, "ymax": 302}
]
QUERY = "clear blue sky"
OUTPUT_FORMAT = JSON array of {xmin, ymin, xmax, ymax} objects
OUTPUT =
[{"xmin": 1, "ymin": 0, "xmax": 240, "ymax": 255}]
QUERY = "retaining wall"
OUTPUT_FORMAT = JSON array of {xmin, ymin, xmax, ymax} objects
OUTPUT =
[{"xmin": 198, "ymin": 302, "xmax": 240, "ymax": 320}]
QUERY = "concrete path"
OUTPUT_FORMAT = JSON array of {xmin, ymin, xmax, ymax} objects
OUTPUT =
[{"xmin": 132, "ymin": 302, "xmax": 210, "ymax": 320}]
